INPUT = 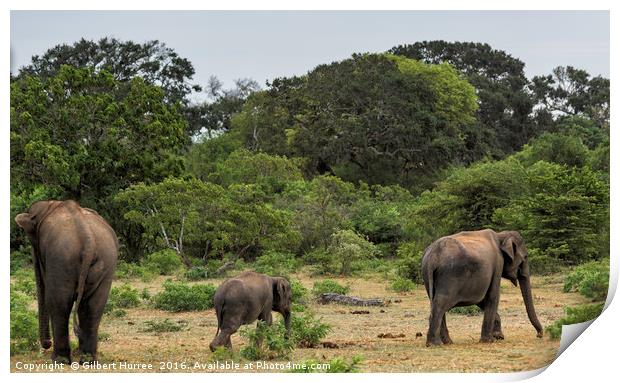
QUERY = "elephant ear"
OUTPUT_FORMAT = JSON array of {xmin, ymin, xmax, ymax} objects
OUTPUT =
[
  {"xmin": 277, "ymin": 278, "xmax": 287, "ymax": 301},
  {"xmin": 15, "ymin": 213, "xmax": 36, "ymax": 234},
  {"xmin": 500, "ymin": 236, "xmax": 516, "ymax": 264}
]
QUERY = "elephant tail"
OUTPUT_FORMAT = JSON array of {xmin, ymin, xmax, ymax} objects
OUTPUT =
[
  {"xmin": 214, "ymin": 301, "xmax": 224, "ymax": 336},
  {"xmin": 72, "ymin": 209, "xmax": 96, "ymax": 340}
]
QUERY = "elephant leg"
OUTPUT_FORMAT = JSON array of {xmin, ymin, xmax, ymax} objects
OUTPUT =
[
  {"xmin": 480, "ymin": 277, "xmax": 501, "ymax": 343},
  {"xmin": 427, "ymin": 295, "xmax": 450, "ymax": 347},
  {"xmin": 440, "ymin": 314, "xmax": 453, "ymax": 345},
  {"xmin": 47, "ymin": 289, "xmax": 74, "ymax": 363},
  {"xmin": 77, "ymin": 282, "xmax": 110, "ymax": 363},
  {"xmin": 256, "ymin": 311, "xmax": 273, "ymax": 348},
  {"xmin": 492, "ymin": 313, "xmax": 504, "ymax": 340}
]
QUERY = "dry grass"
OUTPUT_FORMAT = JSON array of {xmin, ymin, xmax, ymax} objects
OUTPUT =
[{"xmin": 10, "ymin": 272, "xmax": 588, "ymax": 373}]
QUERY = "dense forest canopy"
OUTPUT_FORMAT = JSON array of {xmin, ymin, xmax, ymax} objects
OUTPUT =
[{"xmin": 10, "ymin": 38, "xmax": 610, "ymax": 275}]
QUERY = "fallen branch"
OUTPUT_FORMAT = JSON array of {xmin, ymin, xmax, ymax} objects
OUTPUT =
[{"xmin": 317, "ymin": 293, "xmax": 386, "ymax": 307}]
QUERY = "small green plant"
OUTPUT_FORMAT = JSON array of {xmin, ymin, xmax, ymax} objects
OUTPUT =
[
  {"xmin": 239, "ymin": 321, "xmax": 293, "ymax": 360},
  {"xmin": 327, "ymin": 230, "xmax": 379, "ymax": 275},
  {"xmin": 312, "ymin": 280, "xmax": 350, "ymax": 297},
  {"xmin": 210, "ymin": 346, "xmax": 240, "ymax": 362},
  {"xmin": 396, "ymin": 242, "xmax": 424, "ymax": 284},
  {"xmin": 115, "ymin": 261, "xmax": 156, "ymax": 282},
  {"xmin": 10, "ymin": 291, "xmax": 39, "ymax": 355},
  {"xmin": 290, "ymin": 355, "xmax": 363, "ymax": 373},
  {"xmin": 290, "ymin": 280, "xmax": 309, "ymax": 308},
  {"xmin": 143, "ymin": 249, "xmax": 183, "ymax": 275},
  {"xmin": 449, "ymin": 305, "xmax": 481, "ymax": 316},
  {"xmin": 253, "ymin": 251, "xmax": 300, "ymax": 276},
  {"xmin": 141, "ymin": 318, "xmax": 188, "ymax": 333},
  {"xmin": 110, "ymin": 309, "xmax": 127, "ymax": 318},
  {"xmin": 99, "ymin": 332, "xmax": 111, "ymax": 341},
  {"xmin": 184, "ymin": 266, "xmax": 209, "ymax": 281},
  {"xmin": 546, "ymin": 303, "xmax": 605, "ymax": 339},
  {"xmin": 390, "ymin": 277, "xmax": 415, "ymax": 292},
  {"xmin": 11, "ymin": 269, "xmax": 37, "ymax": 298},
  {"xmin": 563, "ymin": 260, "xmax": 609, "ymax": 301},
  {"xmin": 141, "ymin": 288, "xmax": 151, "ymax": 301},
  {"xmin": 280, "ymin": 312, "xmax": 330, "ymax": 348},
  {"xmin": 105, "ymin": 283, "xmax": 141, "ymax": 313},
  {"xmin": 152, "ymin": 280, "xmax": 216, "ymax": 312}
]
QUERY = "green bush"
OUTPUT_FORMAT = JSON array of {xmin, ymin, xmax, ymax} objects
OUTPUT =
[
  {"xmin": 141, "ymin": 318, "xmax": 188, "ymax": 333},
  {"xmin": 546, "ymin": 303, "xmax": 604, "ymax": 339},
  {"xmin": 239, "ymin": 321, "xmax": 294, "ymax": 360},
  {"xmin": 563, "ymin": 260, "xmax": 609, "ymax": 301},
  {"xmin": 143, "ymin": 249, "xmax": 183, "ymax": 275},
  {"xmin": 11, "ymin": 269, "xmax": 37, "ymax": 297},
  {"xmin": 312, "ymin": 280, "xmax": 349, "ymax": 297},
  {"xmin": 184, "ymin": 266, "xmax": 209, "ymax": 281},
  {"xmin": 290, "ymin": 356, "xmax": 363, "ymax": 373},
  {"xmin": 278, "ymin": 312, "xmax": 330, "ymax": 348},
  {"xmin": 390, "ymin": 277, "xmax": 415, "ymax": 292},
  {"xmin": 210, "ymin": 346, "xmax": 240, "ymax": 362},
  {"xmin": 115, "ymin": 261, "xmax": 156, "ymax": 282},
  {"xmin": 290, "ymin": 280, "xmax": 309, "ymax": 308},
  {"xmin": 396, "ymin": 242, "xmax": 424, "ymax": 284},
  {"xmin": 253, "ymin": 251, "xmax": 300, "ymax": 276},
  {"xmin": 10, "ymin": 246, "xmax": 32, "ymax": 275},
  {"xmin": 327, "ymin": 230, "xmax": 379, "ymax": 275},
  {"xmin": 105, "ymin": 283, "xmax": 141, "ymax": 313},
  {"xmin": 449, "ymin": 305, "xmax": 482, "ymax": 316},
  {"xmin": 152, "ymin": 280, "xmax": 216, "ymax": 312},
  {"xmin": 528, "ymin": 248, "xmax": 563, "ymax": 275},
  {"xmin": 10, "ymin": 291, "xmax": 39, "ymax": 355}
]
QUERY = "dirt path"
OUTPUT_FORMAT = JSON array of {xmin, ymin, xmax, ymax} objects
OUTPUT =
[{"xmin": 10, "ymin": 273, "xmax": 589, "ymax": 373}]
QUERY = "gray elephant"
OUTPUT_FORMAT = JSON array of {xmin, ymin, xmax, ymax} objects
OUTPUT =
[
  {"xmin": 209, "ymin": 271, "xmax": 292, "ymax": 351},
  {"xmin": 15, "ymin": 200, "xmax": 118, "ymax": 363},
  {"xmin": 421, "ymin": 229, "xmax": 543, "ymax": 346}
]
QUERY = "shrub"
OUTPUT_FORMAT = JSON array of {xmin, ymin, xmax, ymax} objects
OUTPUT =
[
  {"xmin": 115, "ymin": 261, "xmax": 156, "ymax": 282},
  {"xmin": 563, "ymin": 260, "xmax": 609, "ymax": 301},
  {"xmin": 390, "ymin": 277, "xmax": 415, "ymax": 292},
  {"xmin": 105, "ymin": 283, "xmax": 141, "ymax": 313},
  {"xmin": 253, "ymin": 251, "xmax": 300, "ymax": 276},
  {"xmin": 143, "ymin": 249, "xmax": 183, "ymax": 275},
  {"xmin": 528, "ymin": 248, "xmax": 563, "ymax": 275},
  {"xmin": 239, "ymin": 321, "xmax": 294, "ymax": 360},
  {"xmin": 141, "ymin": 319, "xmax": 188, "ymax": 333},
  {"xmin": 184, "ymin": 266, "xmax": 209, "ymax": 281},
  {"xmin": 110, "ymin": 309, "xmax": 127, "ymax": 318},
  {"xmin": 312, "ymin": 280, "xmax": 349, "ymax": 297},
  {"xmin": 210, "ymin": 346, "xmax": 240, "ymax": 362},
  {"xmin": 327, "ymin": 230, "xmax": 379, "ymax": 275},
  {"xmin": 10, "ymin": 291, "xmax": 39, "ymax": 355},
  {"xmin": 278, "ymin": 312, "xmax": 330, "ymax": 348},
  {"xmin": 152, "ymin": 280, "xmax": 216, "ymax": 312},
  {"xmin": 396, "ymin": 242, "xmax": 424, "ymax": 284},
  {"xmin": 11, "ymin": 269, "xmax": 37, "ymax": 297},
  {"xmin": 290, "ymin": 356, "xmax": 363, "ymax": 373},
  {"xmin": 290, "ymin": 280, "xmax": 309, "ymax": 309},
  {"xmin": 10, "ymin": 246, "xmax": 32, "ymax": 275},
  {"xmin": 449, "ymin": 305, "xmax": 481, "ymax": 316},
  {"xmin": 546, "ymin": 303, "xmax": 604, "ymax": 339}
]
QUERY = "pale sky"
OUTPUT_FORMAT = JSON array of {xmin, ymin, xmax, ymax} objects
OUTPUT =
[{"xmin": 10, "ymin": 10, "xmax": 610, "ymax": 98}]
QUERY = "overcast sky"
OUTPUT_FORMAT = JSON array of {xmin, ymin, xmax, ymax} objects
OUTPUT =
[{"xmin": 10, "ymin": 10, "xmax": 610, "ymax": 98}]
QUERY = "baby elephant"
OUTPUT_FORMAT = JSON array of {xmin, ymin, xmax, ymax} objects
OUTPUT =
[{"xmin": 209, "ymin": 271, "xmax": 292, "ymax": 351}]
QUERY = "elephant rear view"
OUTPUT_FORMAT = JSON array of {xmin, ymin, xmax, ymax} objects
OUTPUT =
[
  {"xmin": 421, "ymin": 229, "xmax": 543, "ymax": 346},
  {"xmin": 209, "ymin": 271, "xmax": 292, "ymax": 351},
  {"xmin": 15, "ymin": 200, "xmax": 118, "ymax": 363}
]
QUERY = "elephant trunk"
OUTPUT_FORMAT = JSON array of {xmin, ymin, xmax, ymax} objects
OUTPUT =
[
  {"xmin": 283, "ymin": 310, "xmax": 291, "ymax": 339},
  {"xmin": 518, "ymin": 274, "xmax": 543, "ymax": 338},
  {"xmin": 33, "ymin": 254, "xmax": 51, "ymax": 349}
]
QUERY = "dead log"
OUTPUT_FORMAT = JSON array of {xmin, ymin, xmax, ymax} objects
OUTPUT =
[
  {"xmin": 317, "ymin": 293, "xmax": 386, "ymax": 306},
  {"xmin": 215, "ymin": 261, "xmax": 235, "ymax": 275}
]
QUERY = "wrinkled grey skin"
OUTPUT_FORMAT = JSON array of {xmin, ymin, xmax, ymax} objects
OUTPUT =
[
  {"xmin": 421, "ymin": 229, "xmax": 543, "ymax": 346},
  {"xmin": 15, "ymin": 200, "xmax": 118, "ymax": 363},
  {"xmin": 209, "ymin": 271, "xmax": 292, "ymax": 351}
]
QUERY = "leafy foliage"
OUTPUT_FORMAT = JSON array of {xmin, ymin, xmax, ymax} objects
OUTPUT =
[
  {"xmin": 563, "ymin": 260, "xmax": 609, "ymax": 301},
  {"xmin": 143, "ymin": 249, "xmax": 184, "ymax": 275},
  {"xmin": 390, "ymin": 277, "xmax": 416, "ymax": 292},
  {"xmin": 326, "ymin": 229, "xmax": 379, "ymax": 275},
  {"xmin": 141, "ymin": 319, "xmax": 188, "ymax": 333},
  {"xmin": 290, "ymin": 356, "xmax": 364, "ymax": 373},
  {"xmin": 449, "ymin": 305, "xmax": 482, "ymax": 316},
  {"xmin": 105, "ymin": 283, "xmax": 141, "ymax": 313},
  {"xmin": 311, "ymin": 280, "xmax": 350, "ymax": 297},
  {"xmin": 152, "ymin": 280, "xmax": 216, "ymax": 312},
  {"xmin": 546, "ymin": 303, "xmax": 604, "ymax": 339},
  {"xmin": 279, "ymin": 312, "xmax": 331, "ymax": 348},
  {"xmin": 253, "ymin": 251, "xmax": 300, "ymax": 276},
  {"xmin": 10, "ymin": 290, "xmax": 39, "ymax": 355},
  {"xmin": 239, "ymin": 321, "xmax": 294, "ymax": 360}
]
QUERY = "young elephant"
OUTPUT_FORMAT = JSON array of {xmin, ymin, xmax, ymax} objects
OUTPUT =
[
  {"xmin": 422, "ymin": 229, "xmax": 543, "ymax": 346},
  {"xmin": 209, "ymin": 271, "xmax": 292, "ymax": 351},
  {"xmin": 15, "ymin": 200, "xmax": 118, "ymax": 363}
]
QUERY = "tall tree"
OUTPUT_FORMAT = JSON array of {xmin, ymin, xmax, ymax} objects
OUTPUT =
[{"xmin": 388, "ymin": 41, "xmax": 535, "ymax": 156}]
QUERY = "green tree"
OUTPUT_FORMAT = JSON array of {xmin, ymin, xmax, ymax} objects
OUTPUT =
[
  {"xmin": 231, "ymin": 53, "xmax": 479, "ymax": 188},
  {"xmin": 388, "ymin": 41, "xmax": 534, "ymax": 156},
  {"xmin": 514, "ymin": 133, "xmax": 591, "ymax": 168}
]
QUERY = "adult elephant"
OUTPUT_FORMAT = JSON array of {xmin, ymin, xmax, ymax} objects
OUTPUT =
[
  {"xmin": 421, "ymin": 229, "xmax": 543, "ymax": 346},
  {"xmin": 209, "ymin": 271, "xmax": 292, "ymax": 351},
  {"xmin": 15, "ymin": 200, "xmax": 118, "ymax": 363}
]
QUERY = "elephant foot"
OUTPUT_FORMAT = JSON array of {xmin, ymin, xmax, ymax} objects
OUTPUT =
[
  {"xmin": 426, "ymin": 337, "xmax": 443, "ymax": 347},
  {"xmin": 479, "ymin": 336, "xmax": 495, "ymax": 344},
  {"xmin": 536, "ymin": 330, "xmax": 543, "ymax": 338},
  {"xmin": 441, "ymin": 337, "xmax": 453, "ymax": 345},
  {"xmin": 41, "ymin": 339, "xmax": 52, "ymax": 349},
  {"xmin": 79, "ymin": 353, "xmax": 96, "ymax": 365},
  {"xmin": 52, "ymin": 353, "xmax": 72, "ymax": 365},
  {"xmin": 493, "ymin": 332, "xmax": 505, "ymax": 340}
]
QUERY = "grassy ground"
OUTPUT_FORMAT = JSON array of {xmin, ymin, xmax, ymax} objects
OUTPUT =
[{"xmin": 10, "ymin": 271, "xmax": 588, "ymax": 373}]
